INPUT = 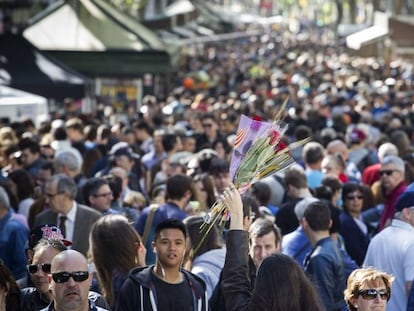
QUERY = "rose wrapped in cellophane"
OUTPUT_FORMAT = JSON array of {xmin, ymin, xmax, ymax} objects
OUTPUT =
[{"xmin": 198, "ymin": 104, "xmax": 309, "ymax": 244}]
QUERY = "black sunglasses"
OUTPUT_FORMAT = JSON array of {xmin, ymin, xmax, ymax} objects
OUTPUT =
[
  {"xmin": 27, "ymin": 263, "xmax": 51, "ymax": 274},
  {"xmin": 358, "ymin": 289, "xmax": 389, "ymax": 301},
  {"xmin": 379, "ymin": 169, "xmax": 397, "ymax": 176},
  {"xmin": 52, "ymin": 271, "xmax": 89, "ymax": 283}
]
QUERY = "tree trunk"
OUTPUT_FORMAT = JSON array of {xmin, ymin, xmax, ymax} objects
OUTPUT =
[
  {"xmin": 335, "ymin": 0, "xmax": 343, "ymax": 25},
  {"xmin": 349, "ymin": 0, "xmax": 357, "ymax": 23},
  {"xmin": 372, "ymin": 0, "xmax": 380, "ymax": 12},
  {"xmin": 393, "ymin": 0, "xmax": 402, "ymax": 14}
]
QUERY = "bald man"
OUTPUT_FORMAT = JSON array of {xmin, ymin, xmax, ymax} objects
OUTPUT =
[
  {"xmin": 41, "ymin": 250, "xmax": 109, "ymax": 311},
  {"xmin": 326, "ymin": 139, "xmax": 361, "ymax": 183}
]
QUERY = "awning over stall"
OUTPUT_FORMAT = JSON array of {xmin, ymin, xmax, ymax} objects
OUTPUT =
[
  {"xmin": 23, "ymin": 0, "xmax": 173, "ymax": 76},
  {"xmin": 0, "ymin": 32, "xmax": 88, "ymax": 100},
  {"xmin": 346, "ymin": 11, "xmax": 389, "ymax": 51},
  {"xmin": 346, "ymin": 25, "xmax": 388, "ymax": 50}
]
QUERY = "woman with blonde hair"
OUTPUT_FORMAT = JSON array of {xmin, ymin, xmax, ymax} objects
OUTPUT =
[
  {"xmin": 89, "ymin": 214, "xmax": 146, "ymax": 308},
  {"xmin": 344, "ymin": 267, "xmax": 394, "ymax": 311}
]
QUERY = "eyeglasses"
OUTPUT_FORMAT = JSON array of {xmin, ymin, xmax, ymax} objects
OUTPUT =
[
  {"xmin": 202, "ymin": 123, "xmax": 213, "ymax": 128},
  {"xmin": 379, "ymin": 169, "xmax": 397, "ymax": 176},
  {"xmin": 52, "ymin": 271, "xmax": 89, "ymax": 283},
  {"xmin": 93, "ymin": 192, "xmax": 113, "ymax": 198},
  {"xmin": 45, "ymin": 192, "xmax": 64, "ymax": 199},
  {"xmin": 27, "ymin": 263, "xmax": 51, "ymax": 274},
  {"xmin": 358, "ymin": 289, "xmax": 389, "ymax": 301},
  {"xmin": 346, "ymin": 195, "xmax": 364, "ymax": 200}
]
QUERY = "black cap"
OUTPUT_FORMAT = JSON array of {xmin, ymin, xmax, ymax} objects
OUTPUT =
[{"xmin": 28, "ymin": 224, "xmax": 72, "ymax": 249}]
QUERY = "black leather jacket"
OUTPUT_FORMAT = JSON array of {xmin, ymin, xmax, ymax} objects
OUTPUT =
[
  {"xmin": 221, "ymin": 230, "xmax": 252, "ymax": 311},
  {"xmin": 210, "ymin": 244, "xmax": 256, "ymax": 311},
  {"xmin": 304, "ymin": 237, "xmax": 346, "ymax": 311}
]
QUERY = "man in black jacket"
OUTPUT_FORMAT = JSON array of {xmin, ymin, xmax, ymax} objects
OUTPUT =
[{"xmin": 116, "ymin": 219, "xmax": 208, "ymax": 311}]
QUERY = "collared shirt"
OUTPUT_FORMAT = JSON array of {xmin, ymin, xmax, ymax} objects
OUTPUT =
[
  {"xmin": 58, "ymin": 202, "xmax": 77, "ymax": 243},
  {"xmin": 354, "ymin": 215, "xmax": 368, "ymax": 235}
]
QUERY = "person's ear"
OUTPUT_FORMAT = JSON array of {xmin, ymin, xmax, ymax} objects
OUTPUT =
[
  {"xmin": 185, "ymin": 189, "xmax": 192, "ymax": 199},
  {"xmin": 26, "ymin": 249, "xmax": 34, "ymax": 261},
  {"xmin": 301, "ymin": 218, "xmax": 308, "ymax": 229},
  {"xmin": 89, "ymin": 195, "xmax": 95, "ymax": 205},
  {"xmin": 87, "ymin": 272, "xmax": 92, "ymax": 287},
  {"xmin": 402, "ymin": 207, "xmax": 411, "ymax": 220},
  {"xmin": 349, "ymin": 297, "xmax": 358, "ymax": 309}
]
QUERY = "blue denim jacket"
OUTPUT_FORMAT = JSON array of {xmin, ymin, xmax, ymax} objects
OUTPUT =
[{"xmin": 304, "ymin": 237, "xmax": 347, "ymax": 311}]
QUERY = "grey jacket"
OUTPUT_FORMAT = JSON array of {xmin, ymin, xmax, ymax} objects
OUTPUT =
[{"xmin": 34, "ymin": 203, "xmax": 101, "ymax": 256}]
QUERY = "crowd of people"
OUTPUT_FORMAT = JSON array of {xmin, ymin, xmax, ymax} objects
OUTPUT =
[{"xmin": 1, "ymin": 23, "xmax": 414, "ymax": 311}]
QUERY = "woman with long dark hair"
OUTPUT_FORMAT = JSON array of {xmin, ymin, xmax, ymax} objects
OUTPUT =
[
  {"xmin": 221, "ymin": 184, "xmax": 324, "ymax": 311},
  {"xmin": 0, "ymin": 260, "xmax": 20, "ymax": 311},
  {"xmin": 89, "ymin": 214, "xmax": 146, "ymax": 308}
]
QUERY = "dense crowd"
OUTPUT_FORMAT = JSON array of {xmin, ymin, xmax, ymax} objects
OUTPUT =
[{"xmin": 1, "ymin": 25, "xmax": 414, "ymax": 311}]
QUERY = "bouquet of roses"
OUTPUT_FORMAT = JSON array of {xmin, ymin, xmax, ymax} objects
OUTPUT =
[{"xmin": 199, "ymin": 102, "xmax": 308, "ymax": 241}]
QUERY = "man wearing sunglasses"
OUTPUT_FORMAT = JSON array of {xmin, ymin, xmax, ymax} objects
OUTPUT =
[
  {"xmin": 21, "ymin": 238, "xmax": 109, "ymax": 311},
  {"xmin": 21, "ymin": 238, "xmax": 67, "ymax": 310},
  {"xmin": 196, "ymin": 113, "xmax": 224, "ymax": 152},
  {"xmin": 364, "ymin": 190, "xmax": 414, "ymax": 311},
  {"xmin": 377, "ymin": 155, "xmax": 406, "ymax": 231},
  {"xmin": 41, "ymin": 249, "xmax": 109, "ymax": 311}
]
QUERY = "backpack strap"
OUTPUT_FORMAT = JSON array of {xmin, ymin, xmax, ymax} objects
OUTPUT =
[{"xmin": 142, "ymin": 204, "xmax": 159, "ymax": 245}]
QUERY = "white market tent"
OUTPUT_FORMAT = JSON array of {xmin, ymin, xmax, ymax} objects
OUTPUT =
[{"xmin": 0, "ymin": 85, "xmax": 49, "ymax": 127}]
